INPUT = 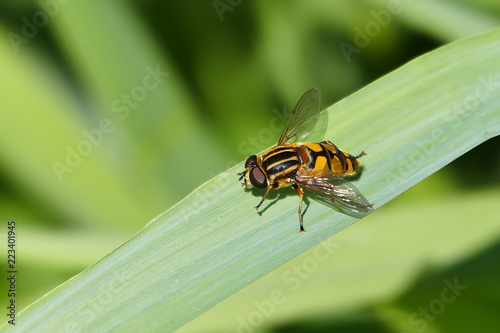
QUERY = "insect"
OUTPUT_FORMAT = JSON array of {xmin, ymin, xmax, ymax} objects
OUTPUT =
[{"xmin": 238, "ymin": 88, "xmax": 373, "ymax": 233}]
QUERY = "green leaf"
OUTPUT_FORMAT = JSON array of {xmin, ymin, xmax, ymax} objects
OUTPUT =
[
  {"xmin": 370, "ymin": 0, "xmax": 500, "ymax": 42},
  {"xmin": 177, "ymin": 188, "xmax": 500, "ymax": 332},
  {"xmin": 3, "ymin": 28, "xmax": 500, "ymax": 333}
]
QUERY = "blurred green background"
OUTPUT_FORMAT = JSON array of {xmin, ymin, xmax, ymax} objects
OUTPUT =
[{"xmin": 0, "ymin": 0, "xmax": 499, "ymax": 332}]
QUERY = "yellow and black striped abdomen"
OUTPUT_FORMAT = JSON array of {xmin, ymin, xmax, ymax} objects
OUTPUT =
[
  {"xmin": 297, "ymin": 141, "xmax": 359, "ymax": 175},
  {"xmin": 261, "ymin": 146, "xmax": 301, "ymax": 181}
]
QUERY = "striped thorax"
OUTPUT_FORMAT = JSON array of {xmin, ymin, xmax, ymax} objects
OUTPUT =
[{"xmin": 241, "ymin": 141, "xmax": 360, "ymax": 190}]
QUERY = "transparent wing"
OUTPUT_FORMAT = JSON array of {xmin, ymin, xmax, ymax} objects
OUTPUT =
[
  {"xmin": 277, "ymin": 88, "xmax": 321, "ymax": 145},
  {"xmin": 295, "ymin": 174, "xmax": 373, "ymax": 218}
]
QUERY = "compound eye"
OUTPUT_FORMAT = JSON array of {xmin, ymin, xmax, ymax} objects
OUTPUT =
[{"xmin": 250, "ymin": 167, "xmax": 267, "ymax": 188}]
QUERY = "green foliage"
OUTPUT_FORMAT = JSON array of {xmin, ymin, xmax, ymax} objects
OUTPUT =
[
  {"xmin": 2, "ymin": 27, "xmax": 499, "ymax": 332},
  {"xmin": 1, "ymin": 1, "xmax": 500, "ymax": 332}
]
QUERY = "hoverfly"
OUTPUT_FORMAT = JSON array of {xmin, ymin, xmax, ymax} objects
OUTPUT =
[{"xmin": 238, "ymin": 88, "xmax": 373, "ymax": 233}]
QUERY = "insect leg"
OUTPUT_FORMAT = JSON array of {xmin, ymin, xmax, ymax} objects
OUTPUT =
[
  {"xmin": 254, "ymin": 186, "xmax": 272, "ymax": 211},
  {"xmin": 292, "ymin": 184, "xmax": 306, "ymax": 233},
  {"xmin": 355, "ymin": 151, "xmax": 366, "ymax": 158}
]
